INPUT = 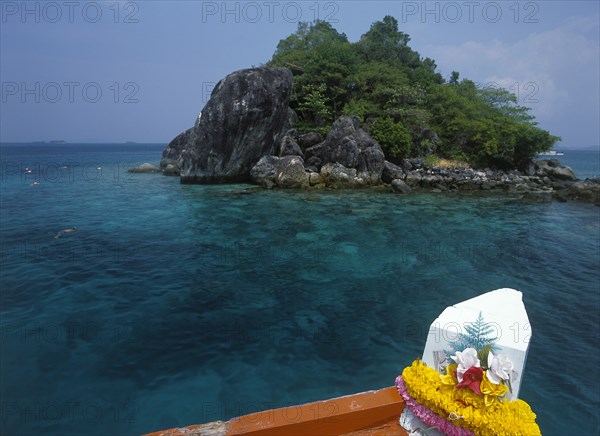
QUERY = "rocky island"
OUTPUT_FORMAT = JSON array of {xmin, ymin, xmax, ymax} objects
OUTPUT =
[{"xmin": 155, "ymin": 17, "xmax": 599, "ymax": 205}]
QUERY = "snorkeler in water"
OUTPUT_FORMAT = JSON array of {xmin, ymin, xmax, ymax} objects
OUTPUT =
[{"xmin": 54, "ymin": 227, "xmax": 79, "ymax": 239}]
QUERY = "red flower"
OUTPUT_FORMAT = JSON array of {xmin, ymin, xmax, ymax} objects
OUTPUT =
[{"xmin": 456, "ymin": 366, "xmax": 483, "ymax": 395}]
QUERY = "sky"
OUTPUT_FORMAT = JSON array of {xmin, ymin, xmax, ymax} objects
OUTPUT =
[{"xmin": 1, "ymin": 0, "xmax": 599, "ymax": 149}]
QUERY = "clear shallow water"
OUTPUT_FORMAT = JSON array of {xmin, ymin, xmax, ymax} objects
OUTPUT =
[{"xmin": 0, "ymin": 144, "xmax": 599, "ymax": 436}]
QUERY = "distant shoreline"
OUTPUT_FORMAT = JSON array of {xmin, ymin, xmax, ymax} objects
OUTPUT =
[{"xmin": 0, "ymin": 142, "xmax": 168, "ymax": 146}]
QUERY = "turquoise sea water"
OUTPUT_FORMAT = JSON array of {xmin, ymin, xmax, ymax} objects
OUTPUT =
[
  {"xmin": 1, "ymin": 144, "xmax": 599, "ymax": 435},
  {"xmin": 553, "ymin": 150, "xmax": 600, "ymax": 180}
]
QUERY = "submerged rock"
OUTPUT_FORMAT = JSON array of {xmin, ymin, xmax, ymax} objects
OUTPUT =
[
  {"xmin": 522, "ymin": 191, "xmax": 554, "ymax": 203},
  {"xmin": 554, "ymin": 178, "xmax": 600, "ymax": 205},
  {"xmin": 165, "ymin": 67, "xmax": 293, "ymax": 183},
  {"xmin": 128, "ymin": 163, "xmax": 161, "ymax": 173},
  {"xmin": 391, "ymin": 179, "xmax": 412, "ymax": 194}
]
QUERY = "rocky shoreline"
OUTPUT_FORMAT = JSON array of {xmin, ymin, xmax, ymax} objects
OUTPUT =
[
  {"xmin": 150, "ymin": 66, "xmax": 598, "ymax": 206},
  {"xmin": 246, "ymin": 138, "xmax": 600, "ymax": 205},
  {"xmin": 381, "ymin": 157, "xmax": 600, "ymax": 205}
]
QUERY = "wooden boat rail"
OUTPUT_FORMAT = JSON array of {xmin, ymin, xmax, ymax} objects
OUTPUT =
[{"xmin": 144, "ymin": 386, "xmax": 406, "ymax": 436}]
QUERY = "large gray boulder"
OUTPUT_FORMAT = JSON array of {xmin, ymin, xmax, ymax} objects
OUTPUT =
[
  {"xmin": 534, "ymin": 159, "xmax": 577, "ymax": 181},
  {"xmin": 250, "ymin": 155, "xmax": 310, "ymax": 189},
  {"xmin": 357, "ymin": 145, "xmax": 385, "ymax": 184},
  {"xmin": 305, "ymin": 116, "xmax": 385, "ymax": 185},
  {"xmin": 297, "ymin": 132, "xmax": 322, "ymax": 150},
  {"xmin": 278, "ymin": 130, "xmax": 304, "ymax": 158},
  {"xmin": 164, "ymin": 67, "xmax": 293, "ymax": 183},
  {"xmin": 320, "ymin": 163, "xmax": 363, "ymax": 188},
  {"xmin": 382, "ymin": 161, "xmax": 405, "ymax": 183}
]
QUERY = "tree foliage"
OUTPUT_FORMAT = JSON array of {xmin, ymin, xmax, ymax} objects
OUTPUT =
[
  {"xmin": 268, "ymin": 16, "xmax": 559, "ymax": 169},
  {"xmin": 369, "ymin": 117, "xmax": 412, "ymax": 160},
  {"xmin": 297, "ymin": 84, "xmax": 331, "ymax": 126}
]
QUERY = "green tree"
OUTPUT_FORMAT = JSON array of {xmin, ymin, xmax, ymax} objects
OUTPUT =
[
  {"xmin": 270, "ymin": 21, "xmax": 358, "ymax": 123},
  {"xmin": 512, "ymin": 123, "xmax": 559, "ymax": 169},
  {"xmin": 270, "ymin": 20, "xmax": 348, "ymax": 69},
  {"xmin": 369, "ymin": 117, "xmax": 412, "ymax": 160},
  {"xmin": 477, "ymin": 86, "xmax": 536, "ymax": 124},
  {"xmin": 410, "ymin": 59, "xmax": 444, "ymax": 86},
  {"xmin": 355, "ymin": 16, "xmax": 418, "ymax": 66},
  {"xmin": 342, "ymin": 99, "xmax": 379, "ymax": 121},
  {"xmin": 345, "ymin": 62, "xmax": 410, "ymax": 117},
  {"xmin": 297, "ymin": 41, "xmax": 360, "ymax": 119},
  {"xmin": 449, "ymin": 71, "xmax": 460, "ymax": 84},
  {"xmin": 297, "ymin": 84, "xmax": 331, "ymax": 126}
]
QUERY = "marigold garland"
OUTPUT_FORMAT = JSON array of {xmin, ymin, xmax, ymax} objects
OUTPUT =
[
  {"xmin": 397, "ymin": 376, "xmax": 475, "ymax": 436},
  {"xmin": 397, "ymin": 360, "xmax": 541, "ymax": 436}
]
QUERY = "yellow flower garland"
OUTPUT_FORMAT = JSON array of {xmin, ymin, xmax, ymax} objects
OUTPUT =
[{"xmin": 402, "ymin": 360, "xmax": 541, "ymax": 436}]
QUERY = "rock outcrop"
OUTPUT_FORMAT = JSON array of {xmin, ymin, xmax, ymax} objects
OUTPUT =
[
  {"xmin": 304, "ymin": 116, "xmax": 385, "ymax": 184},
  {"xmin": 160, "ymin": 128, "xmax": 192, "ymax": 176},
  {"xmin": 378, "ymin": 158, "xmax": 600, "ymax": 204},
  {"xmin": 163, "ymin": 67, "xmax": 293, "ymax": 183},
  {"xmin": 534, "ymin": 159, "xmax": 577, "ymax": 181},
  {"xmin": 249, "ymin": 116, "xmax": 385, "ymax": 189}
]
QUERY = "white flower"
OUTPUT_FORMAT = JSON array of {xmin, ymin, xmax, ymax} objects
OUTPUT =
[
  {"xmin": 451, "ymin": 348, "xmax": 480, "ymax": 382},
  {"xmin": 486, "ymin": 352, "xmax": 514, "ymax": 384}
]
